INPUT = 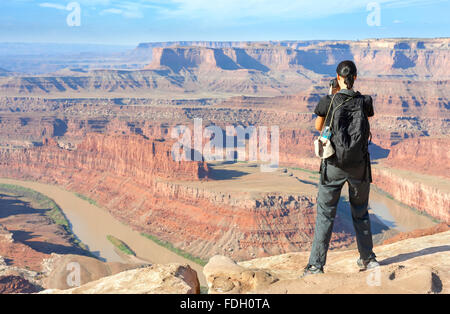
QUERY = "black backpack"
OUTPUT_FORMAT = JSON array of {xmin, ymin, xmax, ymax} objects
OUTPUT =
[{"xmin": 327, "ymin": 92, "xmax": 372, "ymax": 168}]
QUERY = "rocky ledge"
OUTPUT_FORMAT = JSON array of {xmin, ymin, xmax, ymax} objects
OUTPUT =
[
  {"xmin": 2, "ymin": 230, "xmax": 448, "ymax": 294},
  {"xmin": 204, "ymin": 230, "xmax": 450, "ymax": 294}
]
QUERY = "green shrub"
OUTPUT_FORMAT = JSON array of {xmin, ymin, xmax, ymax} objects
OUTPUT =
[
  {"xmin": 74, "ymin": 193, "xmax": 99, "ymax": 207},
  {"xmin": 140, "ymin": 233, "xmax": 208, "ymax": 266},
  {"xmin": 106, "ymin": 235, "xmax": 136, "ymax": 256}
]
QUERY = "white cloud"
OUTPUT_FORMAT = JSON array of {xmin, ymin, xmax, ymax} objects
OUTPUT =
[
  {"xmin": 39, "ymin": 2, "xmax": 67, "ymax": 10},
  {"xmin": 100, "ymin": 2, "xmax": 145, "ymax": 18},
  {"xmin": 39, "ymin": 0, "xmax": 112, "ymax": 11},
  {"xmin": 101, "ymin": 8, "xmax": 123, "ymax": 14},
  {"xmin": 384, "ymin": 0, "xmax": 447, "ymax": 8}
]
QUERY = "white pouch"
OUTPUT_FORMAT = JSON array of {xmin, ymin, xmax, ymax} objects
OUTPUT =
[{"xmin": 314, "ymin": 136, "xmax": 335, "ymax": 159}]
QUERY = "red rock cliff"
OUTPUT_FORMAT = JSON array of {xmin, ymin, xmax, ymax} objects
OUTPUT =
[{"xmin": 0, "ymin": 133, "xmax": 209, "ymax": 182}]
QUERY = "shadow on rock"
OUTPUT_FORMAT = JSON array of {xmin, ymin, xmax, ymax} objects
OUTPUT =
[{"xmin": 380, "ymin": 245, "xmax": 450, "ymax": 266}]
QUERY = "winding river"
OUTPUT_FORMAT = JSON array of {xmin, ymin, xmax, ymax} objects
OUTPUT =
[{"xmin": 0, "ymin": 177, "xmax": 207, "ymax": 285}]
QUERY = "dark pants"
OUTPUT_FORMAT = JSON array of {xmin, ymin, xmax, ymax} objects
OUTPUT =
[{"xmin": 307, "ymin": 160, "xmax": 376, "ymax": 269}]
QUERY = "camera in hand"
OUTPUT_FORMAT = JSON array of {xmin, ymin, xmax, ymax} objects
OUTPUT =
[{"xmin": 330, "ymin": 78, "xmax": 339, "ymax": 89}]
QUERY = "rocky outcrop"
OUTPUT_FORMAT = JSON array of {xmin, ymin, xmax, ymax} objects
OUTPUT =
[
  {"xmin": 204, "ymin": 230, "xmax": 450, "ymax": 294},
  {"xmin": 0, "ymin": 275, "xmax": 40, "ymax": 294},
  {"xmin": 0, "ymin": 225, "xmax": 13, "ymax": 243},
  {"xmin": 0, "ymin": 261, "xmax": 43, "ymax": 293},
  {"xmin": 41, "ymin": 263, "xmax": 200, "ymax": 294}
]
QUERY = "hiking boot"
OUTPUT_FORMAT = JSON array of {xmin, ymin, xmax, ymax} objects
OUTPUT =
[
  {"xmin": 357, "ymin": 257, "xmax": 380, "ymax": 271},
  {"xmin": 301, "ymin": 265, "xmax": 324, "ymax": 278}
]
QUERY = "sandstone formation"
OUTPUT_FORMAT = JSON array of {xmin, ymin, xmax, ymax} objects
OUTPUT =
[
  {"xmin": 41, "ymin": 263, "xmax": 200, "ymax": 294},
  {"xmin": 204, "ymin": 230, "xmax": 450, "ymax": 294}
]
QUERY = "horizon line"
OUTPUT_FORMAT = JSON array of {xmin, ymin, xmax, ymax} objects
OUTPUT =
[{"xmin": 0, "ymin": 36, "xmax": 449, "ymax": 47}]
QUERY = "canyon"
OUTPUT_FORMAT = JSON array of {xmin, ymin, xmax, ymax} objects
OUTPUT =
[
  {"xmin": 0, "ymin": 135, "xmax": 352, "ymax": 261},
  {"xmin": 0, "ymin": 38, "xmax": 448, "ymax": 293}
]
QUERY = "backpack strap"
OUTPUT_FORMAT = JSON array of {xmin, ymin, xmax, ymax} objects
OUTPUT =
[
  {"xmin": 328, "ymin": 95, "xmax": 354, "ymax": 133},
  {"xmin": 320, "ymin": 94, "xmax": 337, "ymax": 137},
  {"xmin": 318, "ymin": 95, "xmax": 337, "ymax": 184}
]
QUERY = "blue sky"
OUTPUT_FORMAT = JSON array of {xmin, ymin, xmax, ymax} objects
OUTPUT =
[{"xmin": 0, "ymin": 0, "xmax": 449, "ymax": 45}]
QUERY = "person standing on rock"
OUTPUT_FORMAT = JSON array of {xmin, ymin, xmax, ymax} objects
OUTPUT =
[{"xmin": 303, "ymin": 60, "xmax": 380, "ymax": 276}]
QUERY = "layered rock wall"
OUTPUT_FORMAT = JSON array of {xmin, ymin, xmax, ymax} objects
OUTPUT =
[
  {"xmin": 0, "ymin": 133, "xmax": 208, "ymax": 181},
  {"xmin": 383, "ymin": 137, "xmax": 450, "ymax": 178}
]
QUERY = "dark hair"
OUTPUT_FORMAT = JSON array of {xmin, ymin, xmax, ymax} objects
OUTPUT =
[{"xmin": 336, "ymin": 60, "xmax": 357, "ymax": 89}]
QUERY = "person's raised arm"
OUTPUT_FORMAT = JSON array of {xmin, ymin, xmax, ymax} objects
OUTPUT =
[{"xmin": 315, "ymin": 116, "xmax": 325, "ymax": 131}]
